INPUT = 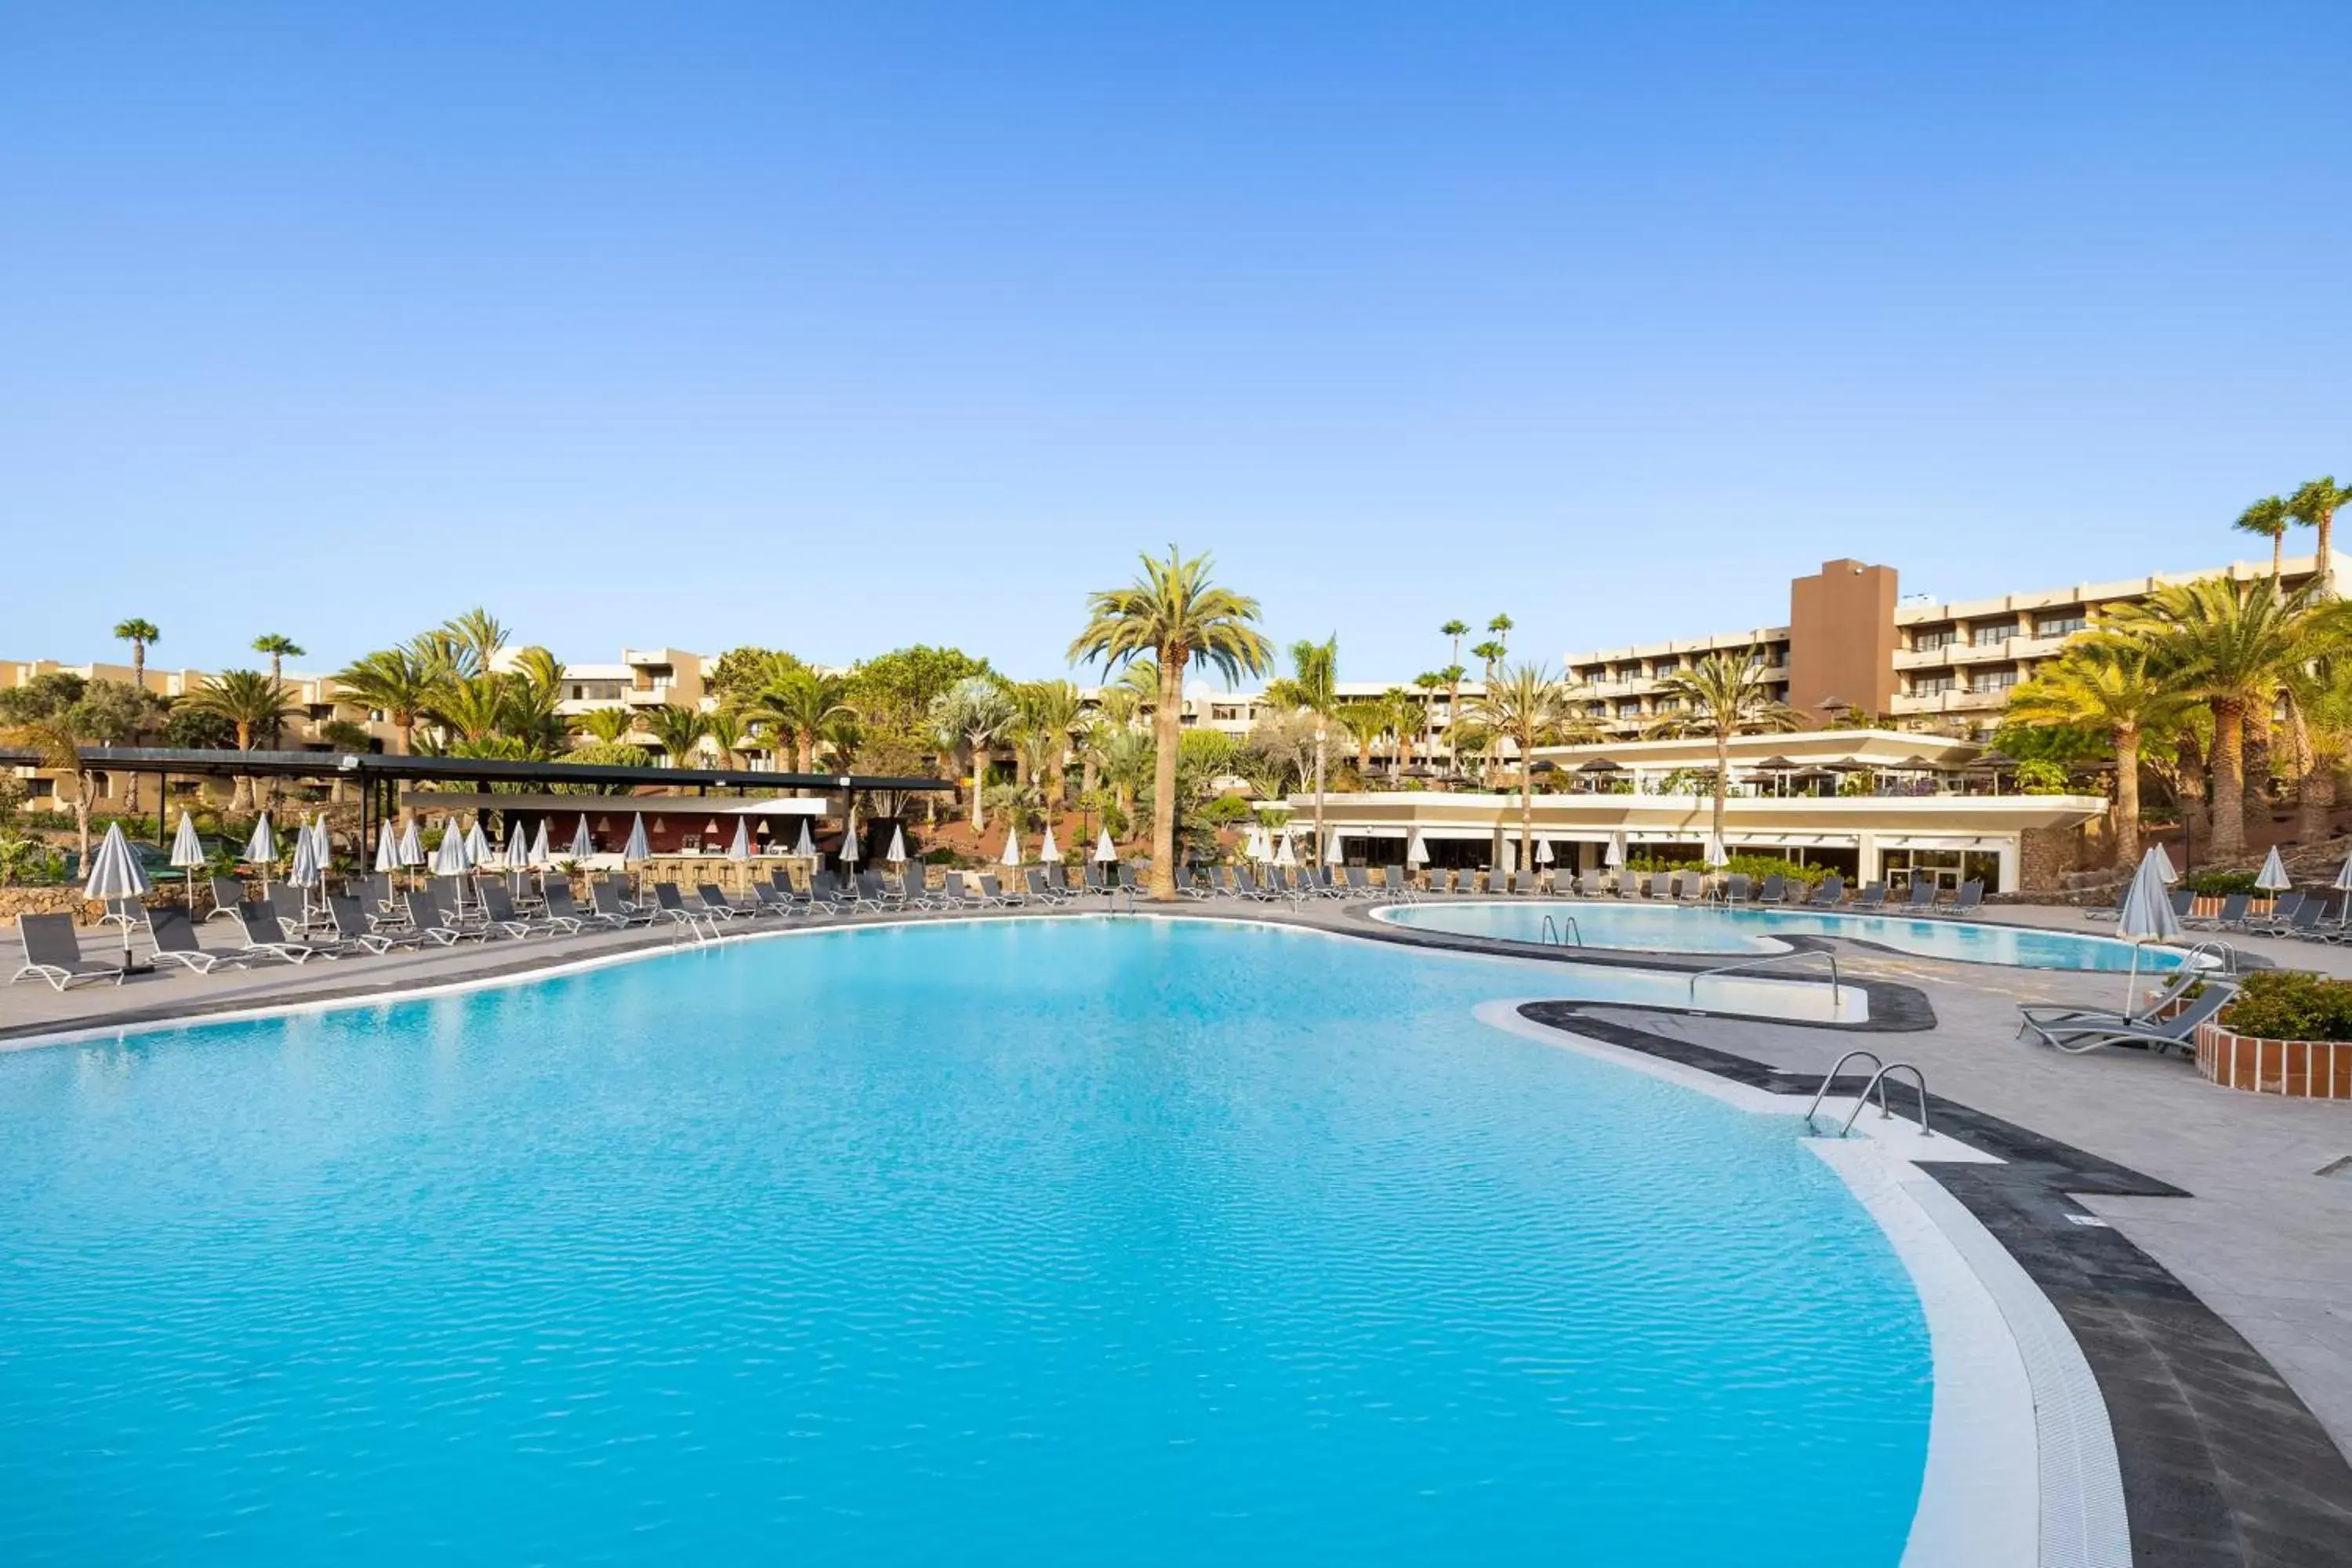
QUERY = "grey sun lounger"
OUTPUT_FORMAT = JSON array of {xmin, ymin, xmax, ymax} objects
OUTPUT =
[
  {"xmin": 474, "ymin": 882, "xmax": 544, "ymax": 938},
  {"xmin": 1903, "ymin": 880, "xmax": 1939, "ymax": 913},
  {"xmin": 1755, "ymin": 873, "xmax": 1785, "ymax": 904},
  {"xmin": 144, "ymin": 906, "xmax": 249, "ymax": 975},
  {"xmin": 2183, "ymin": 892, "xmax": 2249, "ymax": 931},
  {"xmin": 588, "ymin": 880, "xmax": 657, "ymax": 927},
  {"xmin": 327, "ymin": 895, "xmax": 427, "ymax": 954},
  {"xmin": 2020, "ymin": 982, "xmax": 2234, "ymax": 1054},
  {"xmin": 1025, "ymin": 868, "xmax": 1072, "ymax": 906},
  {"xmin": 236, "ymin": 901, "xmax": 334, "ymax": 964},
  {"xmin": 2017, "ymin": 964, "xmax": 2205, "ymax": 1035},
  {"xmin": 11, "ymin": 913, "xmax": 128, "ymax": 990},
  {"xmin": 540, "ymin": 883, "xmax": 611, "ymax": 931},
  {"xmin": 1808, "ymin": 876, "xmax": 1847, "ymax": 907},
  {"xmin": 693, "ymin": 884, "xmax": 759, "ymax": 920},
  {"xmin": 1719, "ymin": 873, "xmax": 1751, "ymax": 906},
  {"xmin": 204, "ymin": 875, "xmax": 245, "ymax": 922},
  {"xmin": 975, "ymin": 874, "xmax": 1018, "ymax": 907},
  {"xmin": 404, "ymin": 891, "xmax": 488, "ymax": 946}
]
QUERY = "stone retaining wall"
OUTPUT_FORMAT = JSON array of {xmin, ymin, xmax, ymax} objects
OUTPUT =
[
  {"xmin": 2194, "ymin": 1021, "xmax": 2352, "ymax": 1099},
  {"xmin": 0, "ymin": 887, "xmax": 185, "ymax": 929}
]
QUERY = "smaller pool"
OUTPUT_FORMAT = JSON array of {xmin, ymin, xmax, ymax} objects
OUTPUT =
[{"xmin": 1374, "ymin": 901, "xmax": 2191, "ymax": 972}]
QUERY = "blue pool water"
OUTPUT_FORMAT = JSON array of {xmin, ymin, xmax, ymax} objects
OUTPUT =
[
  {"xmin": 0, "ymin": 919, "xmax": 1929, "ymax": 1564},
  {"xmin": 1377, "ymin": 898, "xmax": 2189, "ymax": 971}
]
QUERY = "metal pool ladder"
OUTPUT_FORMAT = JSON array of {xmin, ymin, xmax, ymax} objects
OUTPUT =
[
  {"xmin": 1802, "ymin": 1050, "xmax": 1932, "ymax": 1138},
  {"xmin": 1539, "ymin": 914, "xmax": 1583, "ymax": 948},
  {"xmin": 1687, "ymin": 949, "xmax": 1841, "ymax": 1005}
]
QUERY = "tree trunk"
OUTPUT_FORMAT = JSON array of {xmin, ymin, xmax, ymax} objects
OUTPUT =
[
  {"xmin": 2209, "ymin": 699, "xmax": 2246, "ymax": 858},
  {"xmin": 1518, "ymin": 742, "xmax": 1534, "ymax": 870},
  {"xmin": 1149, "ymin": 654, "xmax": 1185, "ymax": 900},
  {"xmin": 2299, "ymin": 750, "xmax": 2336, "ymax": 845},
  {"xmin": 2173, "ymin": 731, "xmax": 2209, "ymax": 856},
  {"xmin": 2243, "ymin": 707, "xmax": 2272, "ymax": 829},
  {"xmin": 2320, "ymin": 513, "xmax": 2334, "ymax": 597},
  {"xmin": 2111, "ymin": 726, "xmax": 2141, "ymax": 866},
  {"xmin": 1712, "ymin": 730, "xmax": 1730, "ymax": 848},
  {"xmin": 967, "ymin": 742, "xmax": 985, "ymax": 833},
  {"xmin": 1312, "ymin": 724, "xmax": 1327, "ymax": 865},
  {"xmin": 1080, "ymin": 751, "xmax": 1098, "ymax": 800}
]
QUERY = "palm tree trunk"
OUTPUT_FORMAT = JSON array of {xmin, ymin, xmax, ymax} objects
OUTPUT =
[
  {"xmin": 2111, "ymin": 727, "xmax": 2141, "ymax": 866},
  {"xmin": 2173, "ymin": 731, "xmax": 2209, "ymax": 855},
  {"xmin": 967, "ymin": 742, "xmax": 985, "ymax": 833},
  {"xmin": 2209, "ymin": 699, "xmax": 2246, "ymax": 858},
  {"xmin": 2288, "ymin": 702, "xmax": 2329, "ymax": 842},
  {"xmin": 1149, "ymin": 654, "xmax": 1185, "ymax": 900},
  {"xmin": 1519, "ymin": 744, "xmax": 1534, "ymax": 869},
  {"xmin": 1312, "ymin": 724, "xmax": 1327, "ymax": 864},
  {"xmin": 1713, "ymin": 729, "xmax": 1730, "ymax": 847},
  {"xmin": 2271, "ymin": 533, "xmax": 2283, "ymax": 586},
  {"xmin": 2243, "ymin": 707, "xmax": 2271, "ymax": 829},
  {"xmin": 2320, "ymin": 514, "xmax": 2334, "ymax": 597}
]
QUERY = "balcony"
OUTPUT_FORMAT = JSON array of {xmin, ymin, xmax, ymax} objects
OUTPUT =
[{"xmin": 1889, "ymin": 690, "xmax": 2007, "ymax": 715}]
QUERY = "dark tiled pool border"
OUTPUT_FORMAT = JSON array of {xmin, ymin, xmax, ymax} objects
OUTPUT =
[{"xmin": 1514, "ymin": 1001, "xmax": 2352, "ymax": 1568}]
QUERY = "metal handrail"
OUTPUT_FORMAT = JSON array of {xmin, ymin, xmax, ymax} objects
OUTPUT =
[
  {"xmin": 2177, "ymin": 938, "xmax": 2239, "ymax": 976},
  {"xmin": 1688, "ymin": 948, "xmax": 1842, "ymax": 1004},
  {"xmin": 1539, "ymin": 914, "xmax": 1584, "ymax": 948},
  {"xmin": 1839, "ymin": 1063, "xmax": 1931, "ymax": 1138},
  {"xmin": 1802, "ymin": 1050, "xmax": 1888, "ymax": 1130}
]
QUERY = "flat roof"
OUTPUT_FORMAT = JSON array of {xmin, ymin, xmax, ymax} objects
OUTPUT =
[{"xmin": 0, "ymin": 746, "xmax": 952, "ymax": 793}]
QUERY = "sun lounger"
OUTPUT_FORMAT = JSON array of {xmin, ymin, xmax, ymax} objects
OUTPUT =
[
  {"xmin": 404, "ymin": 891, "xmax": 487, "ymax": 946},
  {"xmin": 235, "ymin": 901, "xmax": 333, "ymax": 964},
  {"xmin": 473, "ymin": 881, "xmax": 546, "ymax": 938},
  {"xmin": 536, "ymin": 883, "xmax": 596, "ymax": 932},
  {"xmin": 326, "ymin": 894, "xmax": 428, "ymax": 954},
  {"xmin": 143, "ymin": 906, "xmax": 247, "ymax": 975},
  {"xmin": 975, "ymin": 873, "xmax": 1017, "ymax": 907},
  {"xmin": 2018, "ymin": 964, "xmax": 2205, "ymax": 1035},
  {"xmin": 586, "ymin": 880, "xmax": 656, "ymax": 928},
  {"xmin": 10, "ymin": 913, "xmax": 127, "ymax": 990},
  {"xmin": 2183, "ymin": 892, "xmax": 2249, "ymax": 931},
  {"xmin": 2020, "ymin": 982, "xmax": 2234, "ymax": 1054},
  {"xmin": 692, "ymin": 884, "xmax": 757, "ymax": 921},
  {"xmin": 2277, "ymin": 901, "xmax": 2350, "ymax": 942},
  {"xmin": 1808, "ymin": 875, "xmax": 1846, "ymax": 908},
  {"xmin": 897, "ymin": 864, "xmax": 927, "ymax": 905},
  {"xmin": 1755, "ymin": 873, "xmax": 1786, "ymax": 904},
  {"xmin": 2169, "ymin": 887, "xmax": 2195, "ymax": 918},
  {"xmin": 1902, "ymin": 880, "xmax": 1939, "ymax": 913},
  {"xmin": 1024, "ymin": 868, "xmax": 1071, "ymax": 906},
  {"xmin": 201, "ymin": 875, "xmax": 245, "ymax": 922}
]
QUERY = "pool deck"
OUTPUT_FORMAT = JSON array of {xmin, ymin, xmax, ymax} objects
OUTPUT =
[{"xmin": 7, "ymin": 893, "xmax": 2351, "ymax": 1564}]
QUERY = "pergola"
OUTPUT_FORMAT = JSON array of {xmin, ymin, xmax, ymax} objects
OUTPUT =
[{"xmin": 0, "ymin": 746, "xmax": 953, "ymax": 855}]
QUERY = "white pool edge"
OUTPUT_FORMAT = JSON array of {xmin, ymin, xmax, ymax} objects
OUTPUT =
[{"xmin": 1472, "ymin": 999, "xmax": 2129, "ymax": 1568}]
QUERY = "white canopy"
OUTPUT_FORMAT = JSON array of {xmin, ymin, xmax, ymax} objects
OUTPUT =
[
  {"xmin": 2255, "ymin": 847, "xmax": 2292, "ymax": 892},
  {"xmin": 887, "ymin": 825, "xmax": 907, "ymax": 864},
  {"xmin": 1039, "ymin": 824, "xmax": 1059, "ymax": 862},
  {"xmin": 374, "ymin": 821, "xmax": 401, "ymax": 873},
  {"xmin": 727, "ymin": 819, "xmax": 753, "ymax": 861},
  {"xmin": 85, "ymin": 822, "xmax": 153, "ymax": 901},
  {"xmin": 568, "ymin": 815, "xmax": 593, "ymax": 860},
  {"xmin": 397, "ymin": 818, "xmax": 425, "ymax": 866},
  {"xmin": 622, "ymin": 813, "xmax": 651, "ymax": 862},
  {"xmin": 169, "ymin": 811, "xmax": 206, "ymax": 870},
  {"xmin": 1406, "ymin": 829, "xmax": 1430, "ymax": 866},
  {"xmin": 2118, "ymin": 848, "xmax": 2183, "ymax": 943},
  {"xmin": 1000, "ymin": 827, "xmax": 1021, "ymax": 867},
  {"xmin": 1094, "ymin": 829, "xmax": 1116, "ymax": 863},
  {"xmin": 242, "ymin": 813, "xmax": 277, "ymax": 865},
  {"xmin": 2151, "ymin": 843, "xmax": 2179, "ymax": 884},
  {"xmin": 429, "ymin": 820, "xmax": 474, "ymax": 877}
]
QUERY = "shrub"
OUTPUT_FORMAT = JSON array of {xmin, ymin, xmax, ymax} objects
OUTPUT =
[
  {"xmin": 2217, "ymin": 969, "xmax": 2352, "ymax": 1043},
  {"xmin": 2181, "ymin": 869, "xmax": 2260, "ymax": 896},
  {"xmin": 2012, "ymin": 759, "xmax": 2072, "ymax": 795}
]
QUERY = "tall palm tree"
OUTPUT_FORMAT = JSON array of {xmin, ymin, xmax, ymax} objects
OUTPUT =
[
  {"xmin": 1469, "ymin": 639, "xmax": 1508, "ymax": 784},
  {"xmin": 2236, "ymin": 496, "xmax": 2291, "ymax": 586},
  {"xmin": 111, "ymin": 617, "xmax": 160, "ymax": 810},
  {"xmin": 2004, "ymin": 641, "xmax": 2194, "ymax": 865},
  {"xmin": 1439, "ymin": 620, "xmax": 1468, "ymax": 760},
  {"xmin": 251, "ymin": 633, "xmax": 305, "ymax": 746},
  {"xmin": 2288, "ymin": 476, "xmax": 2350, "ymax": 596},
  {"xmin": 1264, "ymin": 637, "xmax": 1340, "ymax": 860},
  {"xmin": 1412, "ymin": 673, "xmax": 1446, "ymax": 768},
  {"xmin": 333, "ymin": 646, "xmax": 437, "ymax": 754},
  {"xmin": 1018, "ymin": 680, "xmax": 1086, "ymax": 805},
  {"xmin": 1643, "ymin": 647, "xmax": 1801, "ymax": 848},
  {"xmin": 184, "ymin": 670, "xmax": 297, "ymax": 810},
  {"xmin": 1471, "ymin": 664, "xmax": 1595, "ymax": 869},
  {"xmin": 1069, "ymin": 547, "xmax": 1272, "ymax": 899},
  {"xmin": 1334, "ymin": 699, "xmax": 1387, "ymax": 776},
  {"xmin": 753, "ymin": 667, "xmax": 855, "ymax": 774},
  {"xmin": 642, "ymin": 703, "xmax": 710, "ymax": 768},
  {"xmin": 931, "ymin": 677, "xmax": 1018, "ymax": 833},
  {"xmin": 2103, "ymin": 577, "xmax": 2324, "ymax": 858},
  {"xmin": 703, "ymin": 711, "xmax": 746, "ymax": 768}
]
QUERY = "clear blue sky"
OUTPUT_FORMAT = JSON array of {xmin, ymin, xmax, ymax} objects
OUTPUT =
[{"xmin": 6, "ymin": 2, "xmax": 2347, "ymax": 688}]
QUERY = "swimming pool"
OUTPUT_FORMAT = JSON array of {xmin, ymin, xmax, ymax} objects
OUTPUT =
[
  {"xmin": 1376, "ymin": 899, "xmax": 2192, "ymax": 971},
  {"xmin": 0, "ymin": 919, "xmax": 1928, "ymax": 1563}
]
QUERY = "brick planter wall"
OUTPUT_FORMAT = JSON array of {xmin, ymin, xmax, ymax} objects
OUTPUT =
[{"xmin": 2194, "ymin": 1021, "xmax": 2352, "ymax": 1099}]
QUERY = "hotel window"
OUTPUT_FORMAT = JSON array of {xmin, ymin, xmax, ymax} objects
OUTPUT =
[
  {"xmin": 1911, "ymin": 675, "xmax": 1955, "ymax": 696},
  {"xmin": 1881, "ymin": 848, "xmax": 2003, "ymax": 894},
  {"xmin": 1911, "ymin": 629, "xmax": 1955, "ymax": 652},
  {"xmin": 1972, "ymin": 668, "xmax": 2020, "ymax": 693},
  {"xmin": 1969, "ymin": 624, "xmax": 2012, "ymax": 647},
  {"xmin": 2034, "ymin": 613, "xmax": 2087, "ymax": 637}
]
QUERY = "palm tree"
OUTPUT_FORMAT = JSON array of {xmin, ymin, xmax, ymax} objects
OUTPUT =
[
  {"xmin": 1017, "ymin": 680, "xmax": 1086, "ymax": 805},
  {"xmin": 573, "ymin": 706, "xmax": 636, "ymax": 745},
  {"xmin": 642, "ymin": 703, "xmax": 709, "ymax": 767},
  {"xmin": 1334, "ymin": 699, "xmax": 1387, "ymax": 776},
  {"xmin": 2288, "ymin": 476, "xmax": 2350, "ymax": 596},
  {"xmin": 251, "ymin": 634, "xmax": 305, "ymax": 746},
  {"xmin": 1440, "ymin": 620, "xmax": 1468, "ymax": 759},
  {"xmin": 333, "ymin": 646, "xmax": 437, "ymax": 754},
  {"xmin": 184, "ymin": 670, "xmax": 296, "ymax": 810},
  {"xmin": 1069, "ymin": 547, "xmax": 1272, "ymax": 899},
  {"xmin": 1471, "ymin": 664, "xmax": 1594, "ymax": 869},
  {"xmin": 1264, "ymin": 637, "xmax": 1340, "ymax": 860},
  {"xmin": 2004, "ymin": 641, "xmax": 2194, "ymax": 865},
  {"xmin": 1378, "ymin": 688, "xmax": 1420, "ymax": 779},
  {"xmin": 2236, "ymin": 496, "xmax": 2291, "ymax": 586},
  {"xmin": 753, "ymin": 666, "xmax": 855, "ymax": 774},
  {"xmin": 2103, "ymin": 577, "xmax": 2324, "ymax": 858},
  {"xmin": 703, "ymin": 711, "xmax": 746, "ymax": 769},
  {"xmin": 1469, "ymin": 639, "xmax": 1508, "ymax": 784},
  {"xmin": 1412, "ymin": 673, "xmax": 1446, "ymax": 768},
  {"xmin": 0, "ymin": 713, "xmax": 100, "ymax": 864},
  {"xmin": 1643, "ymin": 647, "xmax": 1801, "ymax": 848},
  {"xmin": 111, "ymin": 617, "xmax": 160, "ymax": 810},
  {"xmin": 931, "ymin": 677, "xmax": 1018, "ymax": 833}
]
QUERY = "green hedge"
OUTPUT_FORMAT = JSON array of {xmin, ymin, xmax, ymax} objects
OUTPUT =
[
  {"xmin": 2180, "ymin": 869, "xmax": 2263, "ymax": 896},
  {"xmin": 2219, "ymin": 969, "xmax": 2352, "ymax": 1043}
]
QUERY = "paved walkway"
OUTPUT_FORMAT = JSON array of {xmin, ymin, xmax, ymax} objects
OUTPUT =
[{"xmin": 6, "ymin": 893, "xmax": 2349, "ymax": 1474}]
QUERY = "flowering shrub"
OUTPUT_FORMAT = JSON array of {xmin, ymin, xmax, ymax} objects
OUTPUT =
[{"xmin": 2218, "ymin": 970, "xmax": 2352, "ymax": 1044}]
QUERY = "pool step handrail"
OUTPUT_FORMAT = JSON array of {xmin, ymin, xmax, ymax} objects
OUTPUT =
[
  {"xmin": 1688, "ymin": 949, "xmax": 1841, "ymax": 1005},
  {"xmin": 1538, "ymin": 914, "xmax": 1583, "ymax": 948},
  {"xmin": 1838, "ymin": 1063, "xmax": 1932, "ymax": 1138},
  {"xmin": 1802, "ymin": 1050, "xmax": 1888, "ymax": 1131},
  {"xmin": 2177, "ymin": 938, "xmax": 2239, "ymax": 976}
]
